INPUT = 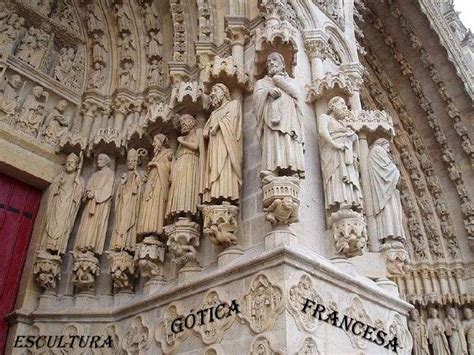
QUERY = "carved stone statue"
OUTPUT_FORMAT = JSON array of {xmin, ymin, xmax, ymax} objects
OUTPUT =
[
  {"xmin": 0, "ymin": 74, "xmax": 22, "ymax": 123},
  {"xmin": 40, "ymin": 153, "xmax": 84, "ymax": 255},
  {"xmin": 408, "ymin": 309, "xmax": 429, "ymax": 355},
  {"xmin": 91, "ymin": 33, "xmax": 107, "ymax": 64},
  {"xmin": 202, "ymin": 83, "xmax": 242, "ymax": 204},
  {"xmin": 146, "ymin": 30, "xmax": 162, "ymax": 59},
  {"xmin": 16, "ymin": 26, "xmax": 37, "ymax": 64},
  {"xmin": 147, "ymin": 59, "xmax": 163, "ymax": 85},
  {"xmin": 445, "ymin": 307, "xmax": 468, "ymax": 355},
  {"xmin": 427, "ymin": 308, "xmax": 451, "ymax": 355},
  {"xmin": 462, "ymin": 308, "xmax": 473, "ymax": 355},
  {"xmin": 40, "ymin": 100, "xmax": 69, "ymax": 145},
  {"xmin": 264, "ymin": 196, "xmax": 298, "ymax": 227},
  {"xmin": 166, "ymin": 114, "xmax": 201, "ymax": 221},
  {"xmin": 85, "ymin": 3, "xmax": 104, "ymax": 34},
  {"xmin": 89, "ymin": 62, "xmax": 105, "ymax": 89},
  {"xmin": 54, "ymin": 48, "xmax": 75, "ymax": 83},
  {"xmin": 110, "ymin": 148, "xmax": 146, "ymax": 252},
  {"xmin": 137, "ymin": 134, "xmax": 172, "ymax": 238},
  {"xmin": 17, "ymin": 86, "xmax": 48, "ymax": 136},
  {"xmin": 116, "ymin": 3, "xmax": 133, "ymax": 34},
  {"xmin": 118, "ymin": 62, "xmax": 136, "ymax": 87},
  {"xmin": 253, "ymin": 52, "xmax": 304, "ymax": 178},
  {"xmin": 0, "ymin": 13, "xmax": 24, "ymax": 53},
  {"xmin": 318, "ymin": 96, "xmax": 362, "ymax": 214},
  {"xmin": 143, "ymin": 2, "xmax": 158, "ymax": 32},
  {"xmin": 368, "ymin": 138, "xmax": 405, "ymax": 242},
  {"xmin": 74, "ymin": 153, "xmax": 114, "ymax": 255}
]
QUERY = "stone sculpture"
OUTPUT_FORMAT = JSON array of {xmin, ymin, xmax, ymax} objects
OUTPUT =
[
  {"xmin": 253, "ymin": 52, "xmax": 304, "ymax": 178},
  {"xmin": 0, "ymin": 13, "xmax": 24, "ymax": 52},
  {"xmin": 427, "ymin": 308, "xmax": 451, "ymax": 355},
  {"xmin": 264, "ymin": 195, "xmax": 299, "ymax": 227},
  {"xmin": 74, "ymin": 153, "xmax": 114, "ymax": 255},
  {"xmin": 54, "ymin": 48, "xmax": 75, "ymax": 83},
  {"xmin": 110, "ymin": 148, "xmax": 146, "ymax": 252},
  {"xmin": 368, "ymin": 138, "xmax": 405, "ymax": 242},
  {"xmin": 318, "ymin": 96, "xmax": 362, "ymax": 214},
  {"xmin": 166, "ymin": 114, "xmax": 201, "ymax": 222},
  {"xmin": 16, "ymin": 27, "xmax": 37, "ymax": 64},
  {"xmin": 445, "ymin": 307, "xmax": 468, "ymax": 355},
  {"xmin": 40, "ymin": 153, "xmax": 84, "ymax": 255},
  {"xmin": 0, "ymin": 74, "xmax": 22, "ymax": 123},
  {"xmin": 408, "ymin": 309, "xmax": 429, "ymax": 355},
  {"xmin": 17, "ymin": 86, "xmax": 48, "ymax": 136},
  {"xmin": 462, "ymin": 308, "xmax": 473, "ymax": 355},
  {"xmin": 137, "ymin": 134, "xmax": 172, "ymax": 238},
  {"xmin": 40, "ymin": 100, "xmax": 68, "ymax": 145}
]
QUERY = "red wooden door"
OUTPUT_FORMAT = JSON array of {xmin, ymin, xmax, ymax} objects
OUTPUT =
[{"xmin": 0, "ymin": 173, "xmax": 41, "ymax": 354}]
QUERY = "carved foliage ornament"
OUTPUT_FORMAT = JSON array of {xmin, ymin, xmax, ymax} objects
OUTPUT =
[
  {"xmin": 248, "ymin": 335, "xmax": 283, "ymax": 355},
  {"xmin": 240, "ymin": 274, "xmax": 284, "ymax": 333},
  {"xmin": 123, "ymin": 316, "xmax": 151, "ymax": 354},
  {"xmin": 155, "ymin": 304, "xmax": 189, "ymax": 355}
]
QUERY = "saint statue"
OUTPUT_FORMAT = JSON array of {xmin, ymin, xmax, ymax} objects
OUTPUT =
[
  {"xmin": 462, "ymin": 308, "xmax": 473, "ymax": 355},
  {"xmin": 74, "ymin": 153, "xmax": 115, "ymax": 255},
  {"xmin": 253, "ymin": 52, "xmax": 304, "ymax": 178},
  {"xmin": 408, "ymin": 309, "xmax": 430, "ymax": 355},
  {"xmin": 0, "ymin": 74, "xmax": 22, "ymax": 123},
  {"xmin": 318, "ymin": 96, "xmax": 362, "ymax": 213},
  {"xmin": 202, "ymin": 83, "xmax": 242, "ymax": 204},
  {"xmin": 368, "ymin": 138, "xmax": 405, "ymax": 241},
  {"xmin": 427, "ymin": 308, "xmax": 451, "ymax": 355},
  {"xmin": 40, "ymin": 153, "xmax": 84, "ymax": 255},
  {"xmin": 41, "ymin": 100, "xmax": 68, "ymax": 145},
  {"xmin": 110, "ymin": 149, "xmax": 146, "ymax": 252},
  {"xmin": 166, "ymin": 114, "xmax": 201, "ymax": 221},
  {"xmin": 137, "ymin": 134, "xmax": 172, "ymax": 238},
  {"xmin": 445, "ymin": 307, "xmax": 468, "ymax": 355}
]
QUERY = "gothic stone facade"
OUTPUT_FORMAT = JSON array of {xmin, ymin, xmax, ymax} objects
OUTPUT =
[{"xmin": 0, "ymin": 0, "xmax": 473, "ymax": 354}]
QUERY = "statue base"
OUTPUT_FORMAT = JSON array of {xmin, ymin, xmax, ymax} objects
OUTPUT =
[
  {"xmin": 178, "ymin": 261, "xmax": 202, "ymax": 282},
  {"xmin": 33, "ymin": 250, "xmax": 62, "ymax": 291},
  {"xmin": 264, "ymin": 225, "xmax": 297, "ymax": 250},
  {"xmin": 38, "ymin": 290, "xmax": 58, "ymax": 309},
  {"xmin": 200, "ymin": 203, "xmax": 239, "ymax": 247},
  {"xmin": 328, "ymin": 208, "xmax": 367, "ymax": 258},
  {"xmin": 74, "ymin": 291, "xmax": 95, "ymax": 308},
  {"xmin": 375, "ymin": 278, "xmax": 400, "ymax": 298},
  {"xmin": 114, "ymin": 290, "xmax": 134, "ymax": 307},
  {"xmin": 143, "ymin": 276, "xmax": 166, "ymax": 296}
]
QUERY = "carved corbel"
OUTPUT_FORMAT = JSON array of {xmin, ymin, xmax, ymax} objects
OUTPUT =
[
  {"xmin": 381, "ymin": 240, "xmax": 412, "ymax": 277},
  {"xmin": 33, "ymin": 250, "xmax": 62, "ymax": 291},
  {"xmin": 71, "ymin": 250, "xmax": 100, "ymax": 291},
  {"xmin": 169, "ymin": 80, "xmax": 206, "ymax": 113},
  {"xmin": 136, "ymin": 236, "xmax": 165, "ymax": 282},
  {"xmin": 165, "ymin": 218, "xmax": 200, "ymax": 271},
  {"xmin": 109, "ymin": 251, "xmax": 135, "ymax": 293},
  {"xmin": 200, "ymin": 202, "xmax": 239, "ymax": 248},
  {"xmin": 261, "ymin": 175, "xmax": 300, "ymax": 228},
  {"xmin": 329, "ymin": 208, "xmax": 367, "ymax": 258}
]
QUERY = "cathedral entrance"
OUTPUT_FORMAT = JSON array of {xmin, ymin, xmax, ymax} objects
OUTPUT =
[{"xmin": 0, "ymin": 173, "xmax": 41, "ymax": 354}]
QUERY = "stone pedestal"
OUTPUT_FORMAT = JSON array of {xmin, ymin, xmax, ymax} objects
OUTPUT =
[
  {"xmin": 33, "ymin": 250, "xmax": 62, "ymax": 291},
  {"xmin": 37, "ymin": 290, "xmax": 58, "ymax": 309},
  {"xmin": 75, "ymin": 291, "xmax": 95, "ymax": 308},
  {"xmin": 109, "ymin": 251, "xmax": 136, "ymax": 293},
  {"xmin": 217, "ymin": 245, "xmax": 244, "ymax": 267},
  {"xmin": 264, "ymin": 225, "xmax": 298, "ymax": 250},
  {"xmin": 71, "ymin": 250, "xmax": 100, "ymax": 292},
  {"xmin": 329, "ymin": 208, "xmax": 367, "ymax": 258}
]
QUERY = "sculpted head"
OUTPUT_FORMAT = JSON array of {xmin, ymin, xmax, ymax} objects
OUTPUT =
[
  {"xmin": 65, "ymin": 153, "xmax": 80, "ymax": 173},
  {"xmin": 464, "ymin": 308, "xmax": 472, "ymax": 319},
  {"xmin": 429, "ymin": 307, "xmax": 438, "ymax": 318},
  {"xmin": 328, "ymin": 96, "xmax": 348, "ymax": 119},
  {"xmin": 153, "ymin": 133, "xmax": 168, "ymax": 152},
  {"xmin": 373, "ymin": 138, "xmax": 391, "ymax": 153},
  {"xmin": 127, "ymin": 149, "xmax": 139, "ymax": 170},
  {"xmin": 282, "ymin": 197, "xmax": 294, "ymax": 210},
  {"xmin": 97, "ymin": 153, "xmax": 110, "ymax": 169},
  {"xmin": 410, "ymin": 309, "xmax": 420, "ymax": 321},
  {"xmin": 179, "ymin": 114, "xmax": 196, "ymax": 134},
  {"xmin": 32, "ymin": 86, "xmax": 44, "ymax": 98},
  {"xmin": 9, "ymin": 74, "xmax": 21, "ymax": 88},
  {"xmin": 210, "ymin": 83, "xmax": 230, "ymax": 108},
  {"xmin": 448, "ymin": 307, "xmax": 457, "ymax": 318},
  {"xmin": 266, "ymin": 52, "xmax": 285, "ymax": 76},
  {"xmin": 56, "ymin": 100, "xmax": 68, "ymax": 112}
]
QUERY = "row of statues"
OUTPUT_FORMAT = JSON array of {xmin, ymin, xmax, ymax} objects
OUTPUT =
[{"xmin": 410, "ymin": 307, "xmax": 473, "ymax": 355}]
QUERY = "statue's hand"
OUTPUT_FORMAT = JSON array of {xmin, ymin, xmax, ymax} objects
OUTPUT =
[
  {"xmin": 333, "ymin": 143, "xmax": 345, "ymax": 151},
  {"xmin": 210, "ymin": 125, "xmax": 218, "ymax": 136},
  {"xmin": 269, "ymin": 88, "xmax": 281, "ymax": 99},
  {"xmin": 86, "ymin": 190, "xmax": 94, "ymax": 199}
]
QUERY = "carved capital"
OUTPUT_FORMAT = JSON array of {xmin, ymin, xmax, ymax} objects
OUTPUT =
[
  {"xmin": 381, "ymin": 241, "xmax": 412, "ymax": 276},
  {"xmin": 33, "ymin": 251, "xmax": 62, "ymax": 291},
  {"xmin": 136, "ymin": 237, "xmax": 165, "ymax": 281},
  {"xmin": 225, "ymin": 16, "xmax": 250, "ymax": 46},
  {"xmin": 71, "ymin": 250, "xmax": 100, "ymax": 291},
  {"xmin": 165, "ymin": 219, "xmax": 200, "ymax": 267},
  {"xmin": 200, "ymin": 203, "xmax": 239, "ymax": 247},
  {"xmin": 201, "ymin": 56, "xmax": 253, "ymax": 93},
  {"xmin": 329, "ymin": 209, "xmax": 367, "ymax": 258},
  {"xmin": 109, "ymin": 251, "xmax": 135, "ymax": 292}
]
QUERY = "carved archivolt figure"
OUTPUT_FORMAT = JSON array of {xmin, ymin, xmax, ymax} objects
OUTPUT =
[
  {"xmin": 147, "ymin": 59, "xmax": 163, "ymax": 85},
  {"xmin": 118, "ymin": 62, "xmax": 136, "ymax": 87},
  {"xmin": 253, "ymin": 52, "xmax": 305, "ymax": 178},
  {"xmin": 0, "ymin": 74, "xmax": 22, "ymax": 122},
  {"xmin": 318, "ymin": 96, "xmax": 362, "ymax": 213},
  {"xmin": 462, "ymin": 308, "xmax": 473, "ymax": 355},
  {"xmin": 41, "ymin": 100, "xmax": 68, "ymax": 145},
  {"xmin": 89, "ymin": 62, "xmax": 105, "ymax": 89},
  {"xmin": 91, "ymin": 33, "xmax": 107, "ymax": 64},
  {"xmin": 85, "ymin": 3, "xmax": 103, "ymax": 34},
  {"xmin": 166, "ymin": 114, "xmax": 201, "ymax": 221},
  {"xmin": 74, "ymin": 154, "xmax": 115, "ymax": 255},
  {"xmin": 408, "ymin": 309, "xmax": 430, "ymax": 355},
  {"xmin": 445, "ymin": 308, "xmax": 468, "ymax": 355},
  {"xmin": 54, "ymin": 48, "xmax": 75, "ymax": 83},
  {"xmin": 146, "ymin": 30, "xmax": 162, "ymax": 59},
  {"xmin": 368, "ymin": 138, "xmax": 405, "ymax": 242},
  {"xmin": 110, "ymin": 149, "xmax": 146, "ymax": 252},
  {"xmin": 16, "ymin": 26, "xmax": 37, "ymax": 64},
  {"xmin": 17, "ymin": 86, "xmax": 48, "ymax": 136},
  {"xmin": 143, "ymin": 2, "xmax": 158, "ymax": 32},
  {"xmin": 427, "ymin": 308, "xmax": 451, "ymax": 355},
  {"xmin": 137, "ymin": 134, "xmax": 172, "ymax": 238},
  {"xmin": 40, "ymin": 153, "xmax": 84, "ymax": 255},
  {"xmin": 0, "ymin": 13, "xmax": 24, "ymax": 51},
  {"xmin": 202, "ymin": 83, "xmax": 242, "ymax": 204}
]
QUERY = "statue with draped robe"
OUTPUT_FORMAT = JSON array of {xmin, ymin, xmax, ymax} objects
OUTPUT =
[
  {"xmin": 427, "ymin": 308, "xmax": 451, "ymax": 355},
  {"xmin": 40, "ymin": 153, "xmax": 84, "ymax": 255},
  {"xmin": 318, "ymin": 96, "xmax": 362, "ymax": 214},
  {"xmin": 110, "ymin": 149, "xmax": 145, "ymax": 252},
  {"xmin": 408, "ymin": 309, "xmax": 430, "ymax": 355},
  {"xmin": 202, "ymin": 83, "xmax": 242, "ymax": 204},
  {"xmin": 74, "ymin": 153, "xmax": 114, "ymax": 255},
  {"xmin": 137, "ymin": 134, "xmax": 172, "ymax": 237},
  {"xmin": 253, "ymin": 52, "xmax": 304, "ymax": 178},
  {"xmin": 166, "ymin": 114, "xmax": 202, "ymax": 221},
  {"xmin": 368, "ymin": 138, "xmax": 405, "ymax": 242},
  {"xmin": 445, "ymin": 307, "xmax": 468, "ymax": 355},
  {"xmin": 462, "ymin": 308, "xmax": 474, "ymax": 355}
]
